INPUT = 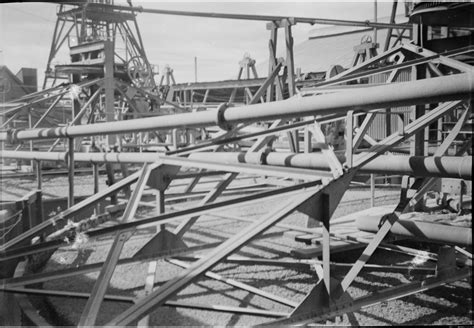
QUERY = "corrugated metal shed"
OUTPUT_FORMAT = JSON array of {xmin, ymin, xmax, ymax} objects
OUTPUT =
[
  {"xmin": 257, "ymin": 15, "xmax": 408, "ymax": 74},
  {"xmin": 367, "ymin": 69, "xmax": 412, "ymax": 140},
  {"xmin": 257, "ymin": 15, "xmax": 412, "ymax": 141}
]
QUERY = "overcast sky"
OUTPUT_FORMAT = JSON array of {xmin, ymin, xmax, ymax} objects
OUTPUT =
[{"xmin": 1, "ymin": 1, "xmax": 405, "ymax": 85}]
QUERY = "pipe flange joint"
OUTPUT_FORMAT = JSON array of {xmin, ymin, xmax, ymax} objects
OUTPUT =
[
  {"xmin": 259, "ymin": 147, "xmax": 272, "ymax": 165},
  {"xmin": 216, "ymin": 102, "xmax": 234, "ymax": 131}
]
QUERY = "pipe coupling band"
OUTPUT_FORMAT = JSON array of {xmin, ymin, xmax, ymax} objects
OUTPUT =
[
  {"xmin": 7, "ymin": 129, "xmax": 20, "ymax": 144},
  {"xmin": 216, "ymin": 103, "xmax": 234, "ymax": 131},
  {"xmin": 259, "ymin": 147, "xmax": 272, "ymax": 165}
]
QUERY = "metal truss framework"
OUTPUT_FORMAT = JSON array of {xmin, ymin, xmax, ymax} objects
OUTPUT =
[
  {"xmin": 43, "ymin": 1, "xmax": 155, "ymax": 89},
  {"xmin": 1, "ymin": 3, "xmax": 473, "ymax": 326}
]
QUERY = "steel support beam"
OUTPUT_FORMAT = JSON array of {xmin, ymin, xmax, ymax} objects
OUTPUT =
[
  {"xmin": 78, "ymin": 163, "xmax": 158, "ymax": 327},
  {"xmin": 106, "ymin": 185, "xmax": 323, "ymax": 325},
  {"xmin": 3, "ymin": 286, "xmax": 287, "ymax": 318},
  {"xmin": 67, "ymin": 138, "xmax": 75, "ymax": 207},
  {"xmin": 167, "ymin": 258, "xmax": 298, "ymax": 308},
  {"xmin": 0, "ymin": 169, "xmax": 142, "ymax": 252},
  {"xmin": 265, "ymin": 267, "xmax": 471, "ymax": 325},
  {"xmin": 173, "ymin": 173, "xmax": 237, "ymax": 238},
  {"xmin": 0, "ymin": 180, "xmax": 322, "ymax": 261}
]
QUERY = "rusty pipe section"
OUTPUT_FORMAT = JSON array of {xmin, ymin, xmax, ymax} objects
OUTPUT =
[
  {"xmin": 1, "ymin": 73, "xmax": 472, "ymax": 142},
  {"xmin": 1, "ymin": 150, "xmax": 471, "ymax": 179}
]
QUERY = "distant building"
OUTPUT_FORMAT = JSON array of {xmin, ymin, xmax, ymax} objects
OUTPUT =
[{"xmin": 0, "ymin": 66, "xmax": 38, "ymax": 102}]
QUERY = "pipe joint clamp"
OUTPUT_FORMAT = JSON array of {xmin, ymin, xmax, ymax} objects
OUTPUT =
[
  {"xmin": 6, "ymin": 128, "xmax": 20, "ymax": 144},
  {"xmin": 216, "ymin": 103, "xmax": 234, "ymax": 131}
]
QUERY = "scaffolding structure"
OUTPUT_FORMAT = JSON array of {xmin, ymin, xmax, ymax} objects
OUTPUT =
[{"xmin": 0, "ymin": 1, "xmax": 472, "ymax": 326}]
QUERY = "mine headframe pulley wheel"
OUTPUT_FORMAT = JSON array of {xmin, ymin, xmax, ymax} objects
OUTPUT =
[{"xmin": 127, "ymin": 56, "xmax": 153, "ymax": 88}]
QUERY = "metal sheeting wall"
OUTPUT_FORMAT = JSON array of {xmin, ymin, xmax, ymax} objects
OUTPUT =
[{"xmin": 367, "ymin": 68, "xmax": 412, "ymax": 140}]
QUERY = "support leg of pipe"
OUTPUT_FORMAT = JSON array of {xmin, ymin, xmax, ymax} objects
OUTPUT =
[
  {"xmin": 345, "ymin": 111, "xmax": 354, "ymax": 168},
  {"xmin": 28, "ymin": 111, "xmax": 34, "ymax": 170},
  {"xmin": 337, "ymin": 213, "xmax": 398, "ymax": 295},
  {"xmin": 139, "ymin": 189, "xmax": 165, "ymax": 327},
  {"xmin": 370, "ymin": 174, "xmax": 375, "ymax": 208},
  {"xmin": 105, "ymin": 163, "xmax": 117, "ymax": 204},
  {"xmin": 36, "ymin": 160, "xmax": 42, "ymax": 190},
  {"xmin": 157, "ymin": 189, "xmax": 165, "ymax": 231},
  {"xmin": 321, "ymin": 194, "xmax": 331, "ymax": 295},
  {"xmin": 68, "ymin": 138, "xmax": 75, "ymax": 208},
  {"xmin": 134, "ymin": 167, "xmax": 186, "ymax": 258},
  {"xmin": 93, "ymin": 163, "xmax": 100, "ymax": 214}
]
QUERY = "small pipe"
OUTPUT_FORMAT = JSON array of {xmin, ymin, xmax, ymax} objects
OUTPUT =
[
  {"xmin": 68, "ymin": 138, "xmax": 75, "ymax": 207},
  {"xmin": 36, "ymin": 160, "xmax": 42, "ymax": 190},
  {"xmin": 373, "ymin": 0, "xmax": 378, "ymax": 44},
  {"xmin": 93, "ymin": 163, "xmax": 99, "ymax": 214},
  {"xmin": 370, "ymin": 174, "xmax": 375, "ymax": 207}
]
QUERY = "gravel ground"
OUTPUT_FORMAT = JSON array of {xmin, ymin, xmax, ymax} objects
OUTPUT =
[{"xmin": 2, "ymin": 171, "xmax": 472, "ymax": 326}]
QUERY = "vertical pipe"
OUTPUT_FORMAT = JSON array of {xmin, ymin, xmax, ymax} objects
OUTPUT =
[
  {"xmin": 459, "ymin": 181, "xmax": 465, "ymax": 213},
  {"xmin": 68, "ymin": 138, "xmax": 75, "ymax": 207},
  {"xmin": 36, "ymin": 160, "xmax": 42, "ymax": 190},
  {"xmin": 172, "ymin": 129, "xmax": 178, "ymax": 149},
  {"xmin": 138, "ymin": 132, "xmax": 142, "ymax": 152},
  {"xmin": 157, "ymin": 189, "xmax": 165, "ymax": 231},
  {"xmin": 139, "ymin": 186, "xmax": 165, "ymax": 327},
  {"xmin": 384, "ymin": 0, "xmax": 398, "ymax": 51},
  {"xmin": 104, "ymin": 40, "xmax": 116, "ymax": 147},
  {"xmin": 93, "ymin": 163, "xmax": 99, "ymax": 214},
  {"xmin": 346, "ymin": 111, "xmax": 354, "ymax": 168},
  {"xmin": 285, "ymin": 21, "xmax": 299, "ymax": 153},
  {"xmin": 0, "ymin": 114, "xmax": 3, "ymax": 166},
  {"xmin": 194, "ymin": 56, "xmax": 197, "ymax": 83},
  {"xmin": 370, "ymin": 174, "xmax": 375, "ymax": 207},
  {"xmin": 437, "ymin": 117, "xmax": 443, "ymax": 145},
  {"xmin": 373, "ymin": 0, "xmax": 378, "ymax": 44},
  {"xmin": 322, "ymin": 193, "xmax": 331, "ymax": 295},
  {"xmin": 266, "ymin": 26, "xmax": 278, "ymax": 103},
  {"xmin": 411, "ymin": 65, "xmax": 426, "ymax": 156},
  {"xmin": 285, "ymin": 23, "xmax": 295, "ymax": 97},
  {"xmin": 28, "ymin": 110, "xmax": 33, "ymax": 170},
  {"xmin": 304, "ymin": 127, "xmax": 311, "ymax": 153}
]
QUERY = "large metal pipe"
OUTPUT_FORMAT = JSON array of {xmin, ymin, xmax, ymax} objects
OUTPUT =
[
  {"xmin": 1, "ymin": 150, "xmax": 471, "ymax": 180},
  {"xmin": 82, "ymin": 3, "xmax": 411, "ymax": 30},
  {"xmin": 1, "ymin": 74, "xmax": 472, "ymax": 142},
  {"xmin": 188, "ymin": 152, "xmax": 472, "ymax": 180},
  {"xmin": 192, "ymin": 152, "xmax": 473, "ymax": 179},
  {"xmin": 356, "ymin": 214, "xmax": 472, "ymax": 246}
]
